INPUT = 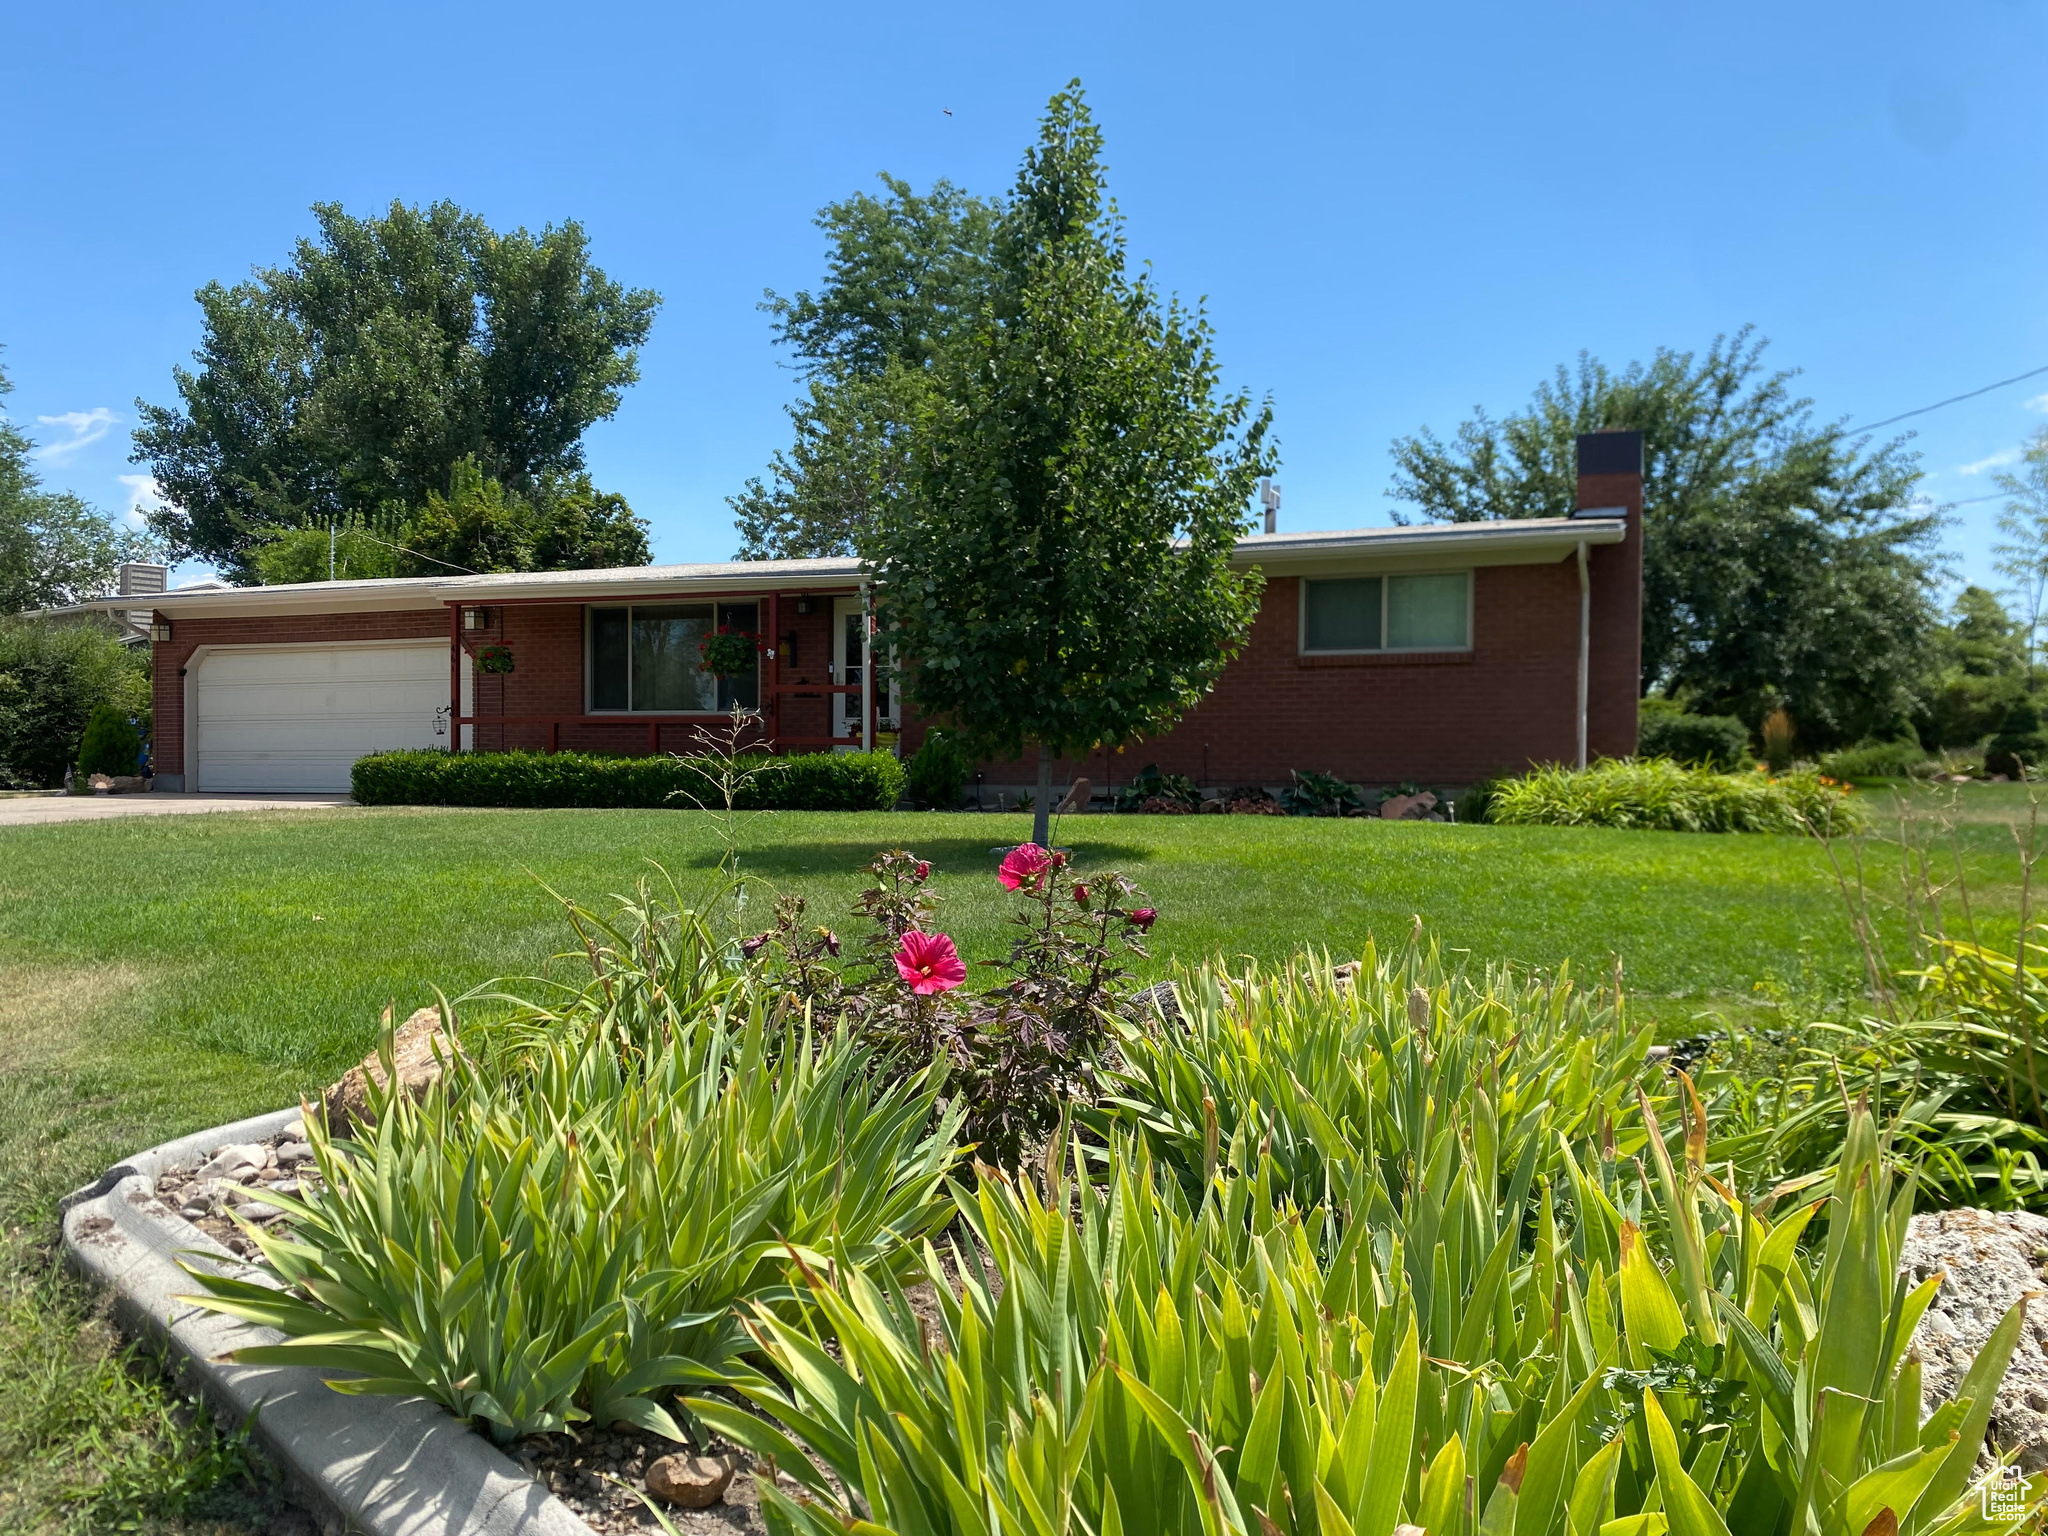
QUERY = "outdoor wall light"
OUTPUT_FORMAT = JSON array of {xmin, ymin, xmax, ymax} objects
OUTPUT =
[
  {"xmin": 149, "ymin": 619, "xmax": 172, "ymax": 643},
  {"xmin": 463, "ymin": 607, "xmax": 492, "ymax": 630}
]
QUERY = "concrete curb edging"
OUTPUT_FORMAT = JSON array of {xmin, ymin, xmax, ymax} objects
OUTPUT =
[{"xmin": 61, "ymin": 1109, "xmax": 596, "ymax": 1536}]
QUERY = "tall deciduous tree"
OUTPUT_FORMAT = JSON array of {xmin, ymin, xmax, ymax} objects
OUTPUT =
[
  {"xmin": 731, "ymin": 177, "xmax": 999, "ymax": 559},
  {"xmin": 0, "ymin": 352, "xmax": 163, "ymax": 613},
  {"xmin": 133, "ymin": 201, "xmax": 659, "ymax": 580},
  {"xmin": 1387, "ymin": 329, "xmax": 1938, "ymax": 746},
  {"xmin": 873, "ymin": 84, "xmax": 1274, "ymax": 846},
  {"xmin": 1993, "ymin": 427, "xmax": 2048, "ymax": 675}
]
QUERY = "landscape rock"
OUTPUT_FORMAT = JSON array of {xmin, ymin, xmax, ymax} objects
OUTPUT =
[
  {"xmin": 193, "ymin": 1144, "xmax": 267, "ymax": 1182},
  {"xmin": 1900, "ymin": 1207, "xmax": 2048, "ymax": 1471},
  {"xmin": 645, "ymin": 1452, "xmax": 736, "ymax": 1508},
  {"xmin": 274, "ymin": 1140, "xmax": 314, "ymax": 1167},
  {"xmin": 321, "ymin": 1006, "xmax": 448, "ymax": 1131},
  {"xmin": 1379, "ymin": 791, "xmax": 1439, "ymax": 821}
]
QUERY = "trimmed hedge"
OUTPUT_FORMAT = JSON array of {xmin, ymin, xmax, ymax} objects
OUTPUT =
[
  {"xmin": 351, "ymin": 748, "xmax": 907, "ymax": 811},
  {"xmin": 1635, "ymin": 701, "xmax": 1751, "ymax": 770}
]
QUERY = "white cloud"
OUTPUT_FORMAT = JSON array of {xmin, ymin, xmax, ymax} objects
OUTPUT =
[
  {"xmin": 1960, "ymin": 447, "xmax": 2023, "ymax": 476},
  {"xmin": 34, "ymin": 407, "xmax": 118, "ymax": 462},
  {"xmin": 2027, "ymin": 392, "xmax": 2048, "ymax": 414},
  {"xmin": 118, "ymin": 473, "xmax": 162, "ymax": 527}
]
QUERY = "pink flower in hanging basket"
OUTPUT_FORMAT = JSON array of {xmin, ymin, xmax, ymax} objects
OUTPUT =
[
  {"xmin": 998, "ymin": 844, "xmax": 1052, "ymax": 891},
  {"xmin": 894, "ymin": 930, "xmax": 966, "ymax": 995}
]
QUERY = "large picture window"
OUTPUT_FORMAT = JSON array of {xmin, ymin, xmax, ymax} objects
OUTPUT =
[
  {"xmin": 1301, "ymin": 572, "xmax": 1470, "ymax": 653},
  {"xmin": 587, "ymin": 602, "xmax": 760, "ymax": 712}
]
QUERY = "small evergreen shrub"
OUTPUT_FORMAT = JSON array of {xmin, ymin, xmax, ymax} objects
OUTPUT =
[
  {"xmin": 904, "ymin": 728, "xmax": 968, "ymax": 809},
  {"xmin": 1635, "ymin": 700, "xmax": 1751, "ymax": 769},
  {"xmin": 75, "ymin": 704, "xmax": 142, "ymax": 778},
  {"xmin": 351, "ymin": 748, "xmax": 906, "ymax": 810},
  {"xmin": 1488, "ymin": 758, "xmax": 1868, "ymax": 834},
  {"xmin": 1986, "ymin": 696, "xmax": 2048, "ymax": 779},
  {"xmin": 1819, "ymin": 736, "xmax": 1933, "ymax": 780}
]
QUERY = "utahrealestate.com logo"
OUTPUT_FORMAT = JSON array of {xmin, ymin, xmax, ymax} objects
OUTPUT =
[{"xmin": 1983, "ymin": 1465, "xmax": 2036, "ymax": 1523}]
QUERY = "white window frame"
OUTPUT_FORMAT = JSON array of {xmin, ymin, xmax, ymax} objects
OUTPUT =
[
  {"xmin": 584, "ymin": 601, "xmax": 761, "ymax": 714},
  {"xmin": 1298, "ymin": 570, "xmax": 1474, "ymax": 655}
]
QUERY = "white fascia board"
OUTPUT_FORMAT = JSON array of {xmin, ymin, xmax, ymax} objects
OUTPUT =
[
  {"xmin": 1230, "ymin": 517, "xmax": 1625, "ymax": 574},
  {"xmin": 62, "ymin": 559, "xmax": 869, "ymax": 619}
]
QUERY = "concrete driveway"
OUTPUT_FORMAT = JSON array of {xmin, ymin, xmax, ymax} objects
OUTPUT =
[{"xmin": 0, "ymin": 792, "xmax": 355, "ymax": 827}]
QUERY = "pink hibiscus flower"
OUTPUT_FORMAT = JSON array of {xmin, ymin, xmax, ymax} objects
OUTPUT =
[
  {"xmin": 998, "ymin": 843, "xmax": 1052, "ymax": 891},
  {"xmin": 895, "ymin": 930, "xmax": 966, "ymax": 995}
]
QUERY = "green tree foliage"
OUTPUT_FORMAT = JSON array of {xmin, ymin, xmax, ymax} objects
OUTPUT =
[
  {"xmin": 0, "ymin": 615, "xmax": 149, "ymax": 787},
  {"xmin": 75, "ymin": 703, "xmax": 142, "ymax": 778},
  {"xmin": 1986, "ymin": 693, "xmax": 2048, "ymax": 779},
  {"xmin": 872, "ymin": 85, "xmax": 1274, "ymax": 845},
  {"xmin": 1916, "ymin": 585, "xmax": 2030, "ymax": 748},
  {"xmin": 248, "ymin": 459, "xmax": 648, "ymax": 584},
  {"xmin": 1993, "ymin": 426, "xmax": 2048, "ymax": 669},
  {"xmin": 0, "ymin": 353, "xmax": 163, "ymax": 613},
  {"xmin": 731, "ymin": 177, "xmax": 999, "ymax": 559},
  {"xmin": 133, "ymin": 201, "xmax": 659, "ymax": 579},
  {"xmin": 1388, "ymin": 329, "xmax": 1938, "ymax": 747}
]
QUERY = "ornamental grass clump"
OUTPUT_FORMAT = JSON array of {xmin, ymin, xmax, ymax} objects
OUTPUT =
[
  {"xmin": 1099, "ymin": 934, "xmax": 1663, "ymax": 1231},
  {"xmin": 180, "ymin": 879, "xmax": 962, "ymax": 1445},
  {"xmin": 693, "ymin": 1098, "xmax": 2036, "ymax": 1536},
  {"xmin": 1487, "ymin": 757, "xmax": 1868, "ymax": 835}
]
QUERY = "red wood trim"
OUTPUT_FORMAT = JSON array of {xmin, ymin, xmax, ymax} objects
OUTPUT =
[{"xmin": 448, "ymin": 606, "xmax": 462, "ymax": 755}]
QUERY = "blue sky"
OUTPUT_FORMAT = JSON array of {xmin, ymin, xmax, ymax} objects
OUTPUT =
[{"xmin": 3, "ymin": 1, "xmax": 2043, "ymax": 598}]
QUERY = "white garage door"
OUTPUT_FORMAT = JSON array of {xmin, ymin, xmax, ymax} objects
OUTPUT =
[{"xmin": 192, "ymin": 642, "xmax": 455, "ymax": 792}]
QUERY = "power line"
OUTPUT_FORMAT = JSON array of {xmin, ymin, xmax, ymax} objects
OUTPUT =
[
  {"xmin": 1854, "ymin": 364, "xmax": 2048, "ymax": 433},
  {"xmin": 332, "ymin": 524, "xmax": 484, "ymax": 576}
]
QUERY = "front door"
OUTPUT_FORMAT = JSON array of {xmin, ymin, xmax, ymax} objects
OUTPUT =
[{"xmin": 830, "ymin": 596, "xmax": 896, "ymax": 745}]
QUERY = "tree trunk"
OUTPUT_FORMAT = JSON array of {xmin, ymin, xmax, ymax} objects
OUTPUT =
[{"xmin": 1033, "ymin": 751, "xmax": 1054, "ymax": 848}]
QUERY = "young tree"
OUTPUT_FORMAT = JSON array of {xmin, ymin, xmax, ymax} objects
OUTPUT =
[
  {"xmin": 732, "ymin": 177, "xmax": 999, "ymax": 559},
  {"xmin": 1993, "ymin": 427, "xmax": 2048, "ymax": 676},
  {"xmin": 133, "ymin": 201, "xmax": 659, "ymax": 579},
  {"xmin": 1387, "ymin": 330, "xmax": 1939, "ymax": 745},
  {"xmin": 0, "ymin": 352, "xmax": 163, "ymax": 613},
  {"xmin": 872, "ymin": 84, "xmax": 1274, "ymax": 847}
]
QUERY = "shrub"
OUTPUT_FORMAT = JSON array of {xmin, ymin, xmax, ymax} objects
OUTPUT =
[
  {"xmin": 1819, "ymin": 735, "xmax": 1932, "ymax": 780},
  {"xmin": 1986, "ymin": 695, "xmax": 2048, "ymax": 779},
  {"xmin": 1456, "ymin": 766, "xmax": 1513, "ymax": 823},
  {"xmin": 904, "ymin": 728, "xmax": 968, "ymax": 809},
  {"xmin": 755, "ymin": 847, "xmax": 1157, "ymax": 1167},
  {"xmin": 1113, "ymin": 762, "xmax": 1200, "ymax": 812},
  {"xmin": 74, "ymin": 703, "xmax": 142, "ymax": 778},
  {"xmin": 1279, "ymin": 767, "xmax": 1366, "ymax": 816},
  {"xmin": 1635, "ymin": 698, "xmax": 1751, "ymax": 769},
  {"xmin": 349, "ymin": 747, "xmax": 906, "ymax": 810},
  {"xmin": 1488, "ymin": 757, "xmax": 1869, "ymax": 834},
  {"xmin": 184, "ymin": 879, "xmax": 962, "ymax": 1444},
  {"xmin": 0, "ymin": 616, "xmax": 149, "ymax": 788}
]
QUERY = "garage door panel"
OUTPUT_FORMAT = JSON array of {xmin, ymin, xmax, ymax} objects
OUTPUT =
[{"xmin": 193, "ymin": 643, "xmax": 453, "ymax": 792}]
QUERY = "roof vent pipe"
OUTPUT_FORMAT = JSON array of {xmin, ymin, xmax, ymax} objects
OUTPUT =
[{"xmin": 1259, "ymin": 479, "xmax": 1281, "ymax": 535}]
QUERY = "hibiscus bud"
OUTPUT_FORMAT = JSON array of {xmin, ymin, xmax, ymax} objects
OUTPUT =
[
  {"xmin": 1052, "ymin": 850, "xmax": 1069, "ymax": 868},
  {"xmin": 740, "ymin": 933, "xmax": 771, "ymax": 960},
  {"xmin": 822, "ymin": 928, "xmax": 841, "ymax": 957},
  {"xmin": 1128, "ymin": 908, "xmax": 1157, "ymax": 931},
  {"xmin": 1073, "ymin": 882, "xmax": 1090, "ymax": 907},
  {"xmin": 915, "ymin": 860, "xmax": 931, "ymax": 882}
]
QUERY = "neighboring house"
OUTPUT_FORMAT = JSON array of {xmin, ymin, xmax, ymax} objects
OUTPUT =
[{"xmin": 79, "ymin": 432, "xmax": 1644, "ymax": 796}]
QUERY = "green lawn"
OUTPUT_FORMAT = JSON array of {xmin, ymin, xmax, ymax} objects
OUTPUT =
[{"xmin": 2, "ymin": 790, "xmax": 2040, "ymax": 1531}]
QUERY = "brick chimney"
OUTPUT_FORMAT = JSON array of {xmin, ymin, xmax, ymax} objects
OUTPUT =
[{"xmin": 1573, "ymin": 430, "xmax": 1644, "ymax": 760}]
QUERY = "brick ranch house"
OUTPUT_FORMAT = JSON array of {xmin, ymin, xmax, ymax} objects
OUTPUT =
[{"xmin": 105, "ymin": 432, "xmax": 1643, "ymax": 799}]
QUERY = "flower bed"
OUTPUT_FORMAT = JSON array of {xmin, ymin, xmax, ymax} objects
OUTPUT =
[{"xmin": 142, "ymin": 846, "xmax": 2037, "ymax": 1533}]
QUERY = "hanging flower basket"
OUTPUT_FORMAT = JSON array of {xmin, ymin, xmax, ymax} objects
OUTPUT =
[
  {"xmin": 477, "ymin": 644, "xmax": 515, "ymax": 675},
  {"xmin": 699, "ymin": 626, "xmax": 765, "ymax": 678}
]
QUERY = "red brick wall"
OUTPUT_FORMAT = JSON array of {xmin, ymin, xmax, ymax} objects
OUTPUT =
[{"xmin": 960, "ymin": 554, "xmax": 1631, "ymax": 795}]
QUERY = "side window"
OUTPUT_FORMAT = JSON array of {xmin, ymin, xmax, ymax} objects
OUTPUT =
[
  {"xmin": 1302, "ymin": 578, "xmax": 1383, "ymax": 652},
  {"xmin": 1386, "ymin": 573, "xmax": 1469, "ymax": 649},
  {"xmin": 1301, "ymin": 573, "xmax": 1471, "ymax": 653}
]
